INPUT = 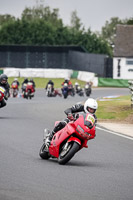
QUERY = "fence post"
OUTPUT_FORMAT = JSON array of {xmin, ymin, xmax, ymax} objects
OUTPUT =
[{"xmin": 128, "ymin": 80, "xmax": 133, "ymax": 109}]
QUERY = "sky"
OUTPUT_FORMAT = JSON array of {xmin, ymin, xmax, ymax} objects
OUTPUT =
[{"xmin": 0, "ymin": 0, "xmax": 133, "ymax": 32}]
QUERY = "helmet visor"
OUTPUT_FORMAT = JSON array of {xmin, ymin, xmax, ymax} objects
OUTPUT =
[
  {"xmin": 1, "ymin": 79, "xmax": 7, "ymax": 84},
  {"xmin": 87, "ymin": 106, "xmax": 96, "ymax": 113}
]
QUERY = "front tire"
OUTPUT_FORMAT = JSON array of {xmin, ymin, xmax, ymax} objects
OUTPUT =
[
  {"xmin": 58, "ymin": 142, "xmax": 80, "ymax": 165},
  {"xmin": 39, "ymin": 143, "xmax": 50, "ymax": 159},
  {"xmin": 63, "ymin": 92, "xmax": 68, "ymax": 99}
]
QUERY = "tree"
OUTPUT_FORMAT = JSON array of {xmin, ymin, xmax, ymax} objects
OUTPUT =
[
  {"xmin": 70, "ymin": 10, "xmax": 83, "ymax": 32},
  {"xmin": 0, "ymin": 14, "xmax": 16, "ymax": 26},
  {"xmin": 126, "ymin": 17, "xmax": 133, "ymax": 25},
  {"xmin": 21, "ymin": 5, "xmax": 63, "ymax": 27},
  {"xmin": 101, "ymin": 17, "xmax": 123, "ymax": 45},
  {"xmin": 0, "ymin": 5, "xmax": 112, "ymax": 56}
]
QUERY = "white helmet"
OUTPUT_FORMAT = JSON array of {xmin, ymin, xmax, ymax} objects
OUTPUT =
[
  {"xmin": 84, "ymin": 98, "xmax": 98, "ymax": 114},
  {"xmin": 75, "ymin": 82, "xmax": 79, "ymax": 86},
  {"xmin": 65, "ymin": 77, "xmax": 69, "ymax": 81}
]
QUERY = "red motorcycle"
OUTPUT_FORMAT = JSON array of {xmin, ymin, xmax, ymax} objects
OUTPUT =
[
  {"xmin": 24, "ymin": 82, "xmax": 35, "ymax": 99},
  {"xmin": 11, "ymin": 82, "xmax": 18, "ymax": 97},
  {"xmin": 0, "ymin": 86, "xmax": 5, "ymax": 101},
  {"xmin": 39, "ymin": 113, "xmax": 96, "ymax": 165}
]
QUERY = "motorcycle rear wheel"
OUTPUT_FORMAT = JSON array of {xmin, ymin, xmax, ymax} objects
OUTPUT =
[
  {"xmin": 39, "ymin": 143, "xmax": 50, "ymax": 159},
  {"xmin": 58, "ymin": 141, "xmax": 80, "ymax": 165}
]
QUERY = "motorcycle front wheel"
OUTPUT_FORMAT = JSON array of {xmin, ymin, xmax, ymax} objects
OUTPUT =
[
  {"xmin": 58, "ymin": 141, "xmax": 80, "ymax": 165},
  {"xmin": 63, "ymin": 93, "xmax": 68, "ymax": 99},
  {"xmin": 39, "ymin": 143, "xmax": 50, "ymax": 159},
  {"xmin": 13, "ymin": 92, "xmax": 17, "ymax": 97}
]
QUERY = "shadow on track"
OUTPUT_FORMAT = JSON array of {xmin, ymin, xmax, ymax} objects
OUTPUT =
[{"xmin": 38, "ymin": 157, "xmax": 105, "ymax": 168}]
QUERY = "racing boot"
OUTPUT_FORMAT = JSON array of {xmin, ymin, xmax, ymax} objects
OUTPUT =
[
  {"xmin": 44, "ymin": 121, "xmax": 67, "ymax": 149},
  {"xmin": 44, "ymin": 129, "xmax": 55, "ymax": 149}
]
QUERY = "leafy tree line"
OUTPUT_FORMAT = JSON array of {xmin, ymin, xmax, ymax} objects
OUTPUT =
[
  {"xmin": 0, "ymin": 5, "xmax": 133, "ymax": 57},
  {"xmin": 101, "ymin": 17, "xmax": 133, "ymax": 46}
]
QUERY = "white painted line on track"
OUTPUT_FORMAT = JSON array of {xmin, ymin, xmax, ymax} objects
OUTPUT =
[{"xmin": 97, "ymin": 126, "xmax": 133, "ymax": 141}]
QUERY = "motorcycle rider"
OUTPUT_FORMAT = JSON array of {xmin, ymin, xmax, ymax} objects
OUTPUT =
[
  {"xmin": 74, "ymin": 82, "xmax": 79, "ymax": 93},
  {"xmin": 85, "ymin": 81, "xmax": 92, "ymax": 87},
  {"xmin": 85, "ymin": 81, "xmax": 92, "ymax": 90},
  {"xmin": 45, "ymin": 98, "xmax": 98, "ymax": 147},
  {"xmin": 21, "ymin": 78, "xmax": 28, "ymax": 92},
  {"xmin": 45, "ymin": 80, "xmax": 54, "ymax": 92},
  {"xmin": 22, "ymin": 78, "xmax": 28, "ymax": 85},
  {"xmin": 61, "ymin": 78, "xmax": 75, "ymax": 95},
  {"xmin": 11, "ymin": 78, "xmax": 20, "ymax": 89},
  {"xmin": 62, "ymin": 78, "xmax": 72, "ymax": 86},
  {"xmin": 0, "ymin": 74, "xmax": 10, "ymax": 108}
]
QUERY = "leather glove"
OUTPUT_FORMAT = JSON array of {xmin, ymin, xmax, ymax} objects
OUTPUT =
[{"xmin": 67, "ymin": 113, "xmax": 75, "ymax": 121}]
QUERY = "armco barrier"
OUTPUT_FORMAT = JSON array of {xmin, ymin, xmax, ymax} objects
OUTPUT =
[
  {"xmin": 3, "ymin": 68, "xmax": 73, "ymax": 79},
  {"xmin": 98, "ymin": 78, "xmax": 129, "ymax": 87},
  {"xmin": 3, "ymin": 67, "xmax": 98, "ymax": 86}
]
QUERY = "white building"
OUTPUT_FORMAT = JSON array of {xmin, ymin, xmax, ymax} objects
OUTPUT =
[{"xmin": 113, "ymin": 25, "xmax": 133, "ymax": 80}]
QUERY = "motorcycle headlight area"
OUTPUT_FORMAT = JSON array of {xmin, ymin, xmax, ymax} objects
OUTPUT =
[{"xmin": 76, "ymin": 125, "xmax": 91, "ymax": 139}]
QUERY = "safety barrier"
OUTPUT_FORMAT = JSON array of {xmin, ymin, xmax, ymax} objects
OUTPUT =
[
  {"xmin": 98, "ymin": 78, "xmax": 129, "ymax": 88},
  {"xmin": 3, "ymin": 68, "xmax": 98, "ymax": 86},
  {"xmin": 3, "ymin": 68, "xmax": 131, "ymax": 88}
]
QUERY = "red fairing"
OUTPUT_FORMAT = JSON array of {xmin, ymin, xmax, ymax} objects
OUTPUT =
[
  {"xmin": 74, "ymin": 114, "xmax": 96, "ymax": 140},
  {"xmin": 49, "ymin": 114, "xmax": 96, "ymax": 158},
  {"xmin": 49, "ymin": 123, "xmax": 76, "ymax": 158},
  {"xmin": 25, "ymin": 84, "xmax": 35, "ymax": 93},
  {"xmin": 0, "ymin": 91, "xmax": 4, "ymax": 101},
  {"xmin": 25, "ymin": 83, "xmax": 35, "ymax": 93},
  {"xmin": 11, "ymin": 82, "xmax": 18, "ymax": 89},
  {"xmin": 67, "ymin": 136, "xmax": 81, "ymax": 145}
]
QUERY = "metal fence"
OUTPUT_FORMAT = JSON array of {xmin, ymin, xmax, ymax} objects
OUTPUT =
[{"xmin": 0, "ymin": 45, "xmax": 113, "ymax": 77}]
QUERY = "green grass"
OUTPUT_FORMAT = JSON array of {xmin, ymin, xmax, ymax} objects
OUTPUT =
[
  {"xmin": 96, "ymin": 95, "xmax": 133, "ymax": 122},
  {"xmin": 8, "ymin": 77, "xmax": 86, "ymax": 88}
]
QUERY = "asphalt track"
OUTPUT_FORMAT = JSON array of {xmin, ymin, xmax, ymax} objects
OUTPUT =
[{"xmin": 0, "ymin": 88, "xmax": 133, "ymax": 200}]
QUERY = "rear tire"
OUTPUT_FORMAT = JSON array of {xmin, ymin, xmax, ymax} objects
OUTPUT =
[
  {"xmin": 58, "ymin": 142, "xmax": 80, "ymax": 165},
  {"xmin": 39, "ymin": 143, "xmax": 50, "ymax": 159}
]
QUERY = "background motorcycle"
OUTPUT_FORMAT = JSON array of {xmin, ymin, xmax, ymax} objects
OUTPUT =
[
  {"xmin": 39, "ymin": 113, "xmax": 96, "ymax": 165},
  {"xmin": 11, "ymin": 82, "xmax": 18, "ymax": 97},
  {"xmin": 84, "ymin": 84, "xmax": 92, "ymax": 96},
  {"xmin": 76, "ymin": 85, "xmax": 84, "ymax": 96},
  {"xmin": 22, "ymin": 83, "xmax": 27, "ymax": 98},
  {"xmin": 61, "ymin": 83, "xmax": 69, "ymax": 98},
  {"xmin": 62, "ymin": 83, "xmax": 75, "ymax": 99},
  {"xmin": 46, "ymin": 84, "xmax": 62, "ymax": 97},
  {"xmin": 46, "ymin": 84, "xmax": 53, "ymax": 97},
  {"xmin": 24, "ymin": 83, "xmax": 35, "ymax": 99}
]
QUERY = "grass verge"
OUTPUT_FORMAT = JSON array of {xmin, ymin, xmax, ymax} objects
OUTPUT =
[{"xmin": 97, "ymin": 95, "xmax": 133, "ymax": 123}]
